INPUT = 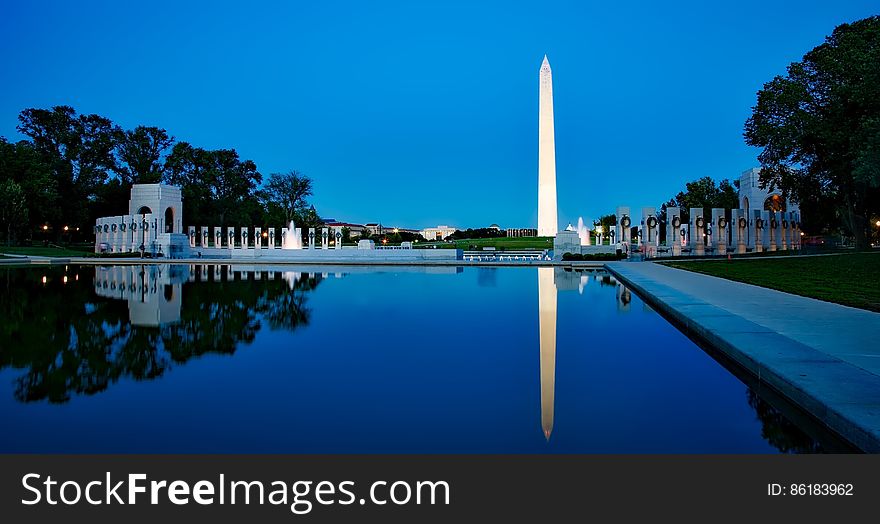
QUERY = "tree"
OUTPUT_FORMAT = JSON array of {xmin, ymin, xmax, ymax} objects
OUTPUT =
[
  {"xmin": 163, "ymin": 142, "xmax": 262, "ymax": 226},
  {"xmin": 114, "ymin": 126, "xmax": 174, "ymax": 184},
  {"xmin": 17, "ymin": 106, "xmax": 118, "ymax": 233},
  {"xmin": 0, "ymin": 138, "xmax": 58, "ymax": 237},
  {"xmin": 661, "ymin": 176, "xmax": 739, "ymax": 223},
  {"xmin": 0, "ymin": 180, "xmax": 28, "ymax": 245},
  {"xmin": 262, "ymin": 170, "xmax": 313, "ymax": 223},
  {"xmin": 297, "ymin": 205, "xmax": 323, "ymax": 229},
  {"xmin": 744, "ymin": 16, "xmax": 880, "ymax": 249}
]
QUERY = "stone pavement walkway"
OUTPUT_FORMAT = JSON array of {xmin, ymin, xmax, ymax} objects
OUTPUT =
[{"xmin": 607, "ymin": 261, "xmax": 880, "ymax": 452}]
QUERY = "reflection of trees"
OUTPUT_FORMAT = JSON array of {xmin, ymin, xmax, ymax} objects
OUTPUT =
[
  {"xmin": 747, "ymin": 389, "xmax": 823, "ymax": 453},
  {"xmin": 0, "ymin": 267, "xmax": 319, "ymax": 403}
]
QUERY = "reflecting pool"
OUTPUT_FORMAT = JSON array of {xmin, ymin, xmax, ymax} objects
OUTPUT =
[{"xmin": 0, "ymin": 264, "xmax": 853, "ymax": 453}]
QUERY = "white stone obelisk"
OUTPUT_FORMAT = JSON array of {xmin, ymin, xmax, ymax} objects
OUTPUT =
[{"xmin": 538, "ymin": 55, "xmax": 558, "ymax": 237}]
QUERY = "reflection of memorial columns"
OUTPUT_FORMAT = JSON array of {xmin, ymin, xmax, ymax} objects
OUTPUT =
[{"xmin": 538, "ymin": 267, "xmax": 557, "ymax": 441}]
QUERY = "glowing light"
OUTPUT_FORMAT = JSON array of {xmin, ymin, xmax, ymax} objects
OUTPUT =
[
  {"xmin": 42, "ymin": 225, "xmax": 48, "ymax": 231},
  {"xmin": 63, "ymin": 276, "xmax": 68, "ymax": 284},
  {"xmin": 41, "ymin": 276, "xmax": 47, "ymax": 284},
  {"xmin": 875, "ymin": 220, "xmax": 880, "ymax": 227},
  {"xmin": 63, "ymin": 225, "xmax": 69, "ymax": 231},
  {"xmin": 393, "ymin": 228, "xmax": 399, "ymax": 234},
  {"xmin": 262, "ymin": 231, "xmax": 268, "ymax": 237}
]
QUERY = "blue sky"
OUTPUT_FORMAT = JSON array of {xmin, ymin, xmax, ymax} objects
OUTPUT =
[{"xmin": 1, "ymin": 1, "xmax": 876, "ymax": 229}]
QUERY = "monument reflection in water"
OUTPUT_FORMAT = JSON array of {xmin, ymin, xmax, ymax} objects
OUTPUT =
[{"xmin": 0, "ymin": 264, "xmax": 852, "ymax": 453}]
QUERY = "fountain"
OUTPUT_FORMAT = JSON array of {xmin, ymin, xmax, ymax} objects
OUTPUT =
[{"xmin": 576, "ymin": 217, "xmax": 591, "ymax": 246}]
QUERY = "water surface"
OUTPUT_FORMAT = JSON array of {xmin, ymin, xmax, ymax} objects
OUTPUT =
[{"xmin": 0, "ymin": 264, "xmax": 850, "ymax": 453}]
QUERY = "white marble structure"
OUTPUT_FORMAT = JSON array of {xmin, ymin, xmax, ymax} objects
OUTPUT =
[
  {"xmin": 94, "ymin": 183, "xmax": 188, "ymax": 257},
  {"xmin": 738, "ymin": 167, "xmax": 800, "ymax": 250},
  {"xmin": 538, "ymin": 55, "xmax": 558, "ymax": 237}
]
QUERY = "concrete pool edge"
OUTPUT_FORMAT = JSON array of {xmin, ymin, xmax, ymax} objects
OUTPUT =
[{"xmin": 605, "ymin": 262, "xmax": 880, "ymax": 453}]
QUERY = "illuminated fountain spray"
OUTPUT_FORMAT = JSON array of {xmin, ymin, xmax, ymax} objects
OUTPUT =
[{"xmin": 577, "ymin": 217, "xmax": 591, "ymax": 246}]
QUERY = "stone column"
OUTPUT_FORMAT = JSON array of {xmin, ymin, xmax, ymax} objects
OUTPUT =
[
  {"xmin": 201, "ymin": 227, "xmax": 209, "ymax": 248},
  {"xmin": 752, "ymin": 210, "xmax": 764, "ymax": 253},
  {"xmin": 667, "ymin": 207, "xmax": 681, "ymax": 256},
  {"xmin": 214, "ymin": 227, "xmax": 223, "ymax": 248},
  {"xmin": 334, "ymin": 227, "xmax": 343, "ymax": 249},
  {"xmin": 188, "ymin": 226, "xmax": 196, "ymax": 248},
  {"xmin": 227, "ymin": 227, "xmax": 235, "ymax": 251},
  {"xmin": 767, "ymin": 211, "xmax": 778, "ymax": 252},
  {"xmin": 255, "ymin": 227, "xmax": 262, "ymax": 249},
  {"xmin": 308, "ymin": 228, "xmax": 315, "ymax": 249},
  {"xmin": 240, "ymin": 226, "xmax": 249, "ymax": 249},
  {"xmin": 321, "ymin": 227, "xmax": 329, "ymax": 249},
  {"xmin": 118, "ymin": 218, "xmax": 128, "ymax": 253},
  {"xmin": 712, "ymin": 208, "xmax": 727, "ymax": 256},
  {"xmin": 689, "ymin": 207, "xmax": 705, "ymax": 256},
  {"xmin": 734, "ymin": 210, "xmax": 747, "ymax": 254},
  {"xmin": 269, "ymin": 228, "xmax": 276, "ymax": 249},
  {"xmin": 615, "ymin": 206, "xmax": 630, "ymax": 248}
]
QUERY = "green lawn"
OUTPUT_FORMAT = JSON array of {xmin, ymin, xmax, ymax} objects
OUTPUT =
[{"xmin": 663, "ymin": 252, "xmax": 880, "ymax": 312}]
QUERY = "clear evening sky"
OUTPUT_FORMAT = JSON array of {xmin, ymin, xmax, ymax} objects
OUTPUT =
[{"xmin": 1, "ymin": 1, "xmax": 876, "ymax": 229}]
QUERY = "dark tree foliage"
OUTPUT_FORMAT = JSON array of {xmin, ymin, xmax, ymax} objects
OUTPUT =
[
  {"xmin": 163, "ymin": 142, "xmax": 263, "ymax": 226},
  {"xmin": 1, "ymin": 105, "xmax": 321, "ymax": 244},
  {"xmin": 17, "ymin": 106, "xmax": 118, "ymax": 232},
  {"xmin": 447, "ymin": 227, "xmax": 505, "ymax": 240},
  {"xmin": 660, "ymin": 176, "xmax": 739, "ymax": 223},
  {"xmin": 0, "ymin": 266, "xmax": 319, "ymax": 403},
  {"xmin": 260, "ymin": 170, "xmax": 313, "ymax": 223},
  {"xmin": 114, "ymin": 125, "xmax": 174, "ymax": 184},
  {"xmin": 744, "ymin": 16, "xmax": 880, "ymax": 249}
]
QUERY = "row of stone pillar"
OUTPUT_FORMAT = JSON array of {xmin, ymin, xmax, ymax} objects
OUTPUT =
[
  {"xmin": 664, "ymin": 207, "xmax": 801, "ymax": 256},
  {"xmin": 94, "ymin": 215, "xmax": 159, "ymax": 253},
  {"xmin": 185, "ymin": 226, "xmax": 345, "ymax": 250}
]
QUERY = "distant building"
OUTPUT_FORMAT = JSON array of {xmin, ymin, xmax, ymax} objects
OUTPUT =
[
  {"xmin": 324, "ymin": 221, "xmax": 367, "ymax": 236},
  {"xmin": 506, "ymin": 228, "xmax": 538, "ymax": 238},
  {"xmin": 421, "ymin": 225, "xmax": 457, "ymax": 241},
  {"xmin": 488, "ymin": 223, "xmax": 501, "ymax": 231}
]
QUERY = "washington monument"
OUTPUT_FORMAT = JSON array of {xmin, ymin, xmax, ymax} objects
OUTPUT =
[{"xmin": 538, "ymin": 55, "xmax": 558, "ymax": 237}]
